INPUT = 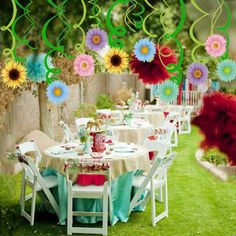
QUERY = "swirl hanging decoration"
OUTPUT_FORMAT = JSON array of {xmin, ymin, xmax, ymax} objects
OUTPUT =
[
  {"xmin": 189, "ymin": 0, "xmax": 210, "ymax": 63},
  {"xmin": 0, "ymin": 0, "xmax": 17, "ymax": 61},
  {"xmin": 158, "ymin": 0, "xmax": 186, "ymax": 86},
  {"xmin": 73, "ymin": 0, "xmax": 86, "ymax": 51},
  {"xmin": 217, "ymin": 1, "xmax": 231, "ymax": 60},
  {"xmin": 88, "ymin": 0, "xmax": 101, "ymax": 28},
  {"xmin": 142, "ymin": 0, "xmax": 159, "ymax": 38},
  {"xmin": 41, "ymin": 0, "xmax": 73, "ymax": 84},
  {"xmin": 124, "ymin": 0, "xmax": 145, "ymax": 32},
  {"xmin": 106, "ymin": 0, "xmax": 129, "ymax": 49},
  {"xmin": 12, "ymin": 0, "xmax": 36, "ymax": 63}
]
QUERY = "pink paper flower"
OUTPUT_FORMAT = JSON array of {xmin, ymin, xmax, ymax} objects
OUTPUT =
[
  {"xmin": 205, "ymin": 34, "xmax": 226, "ymax": 57},
  {"xmin": 74, "ymin": 54, "xmax": 95, "ymax": 77}
]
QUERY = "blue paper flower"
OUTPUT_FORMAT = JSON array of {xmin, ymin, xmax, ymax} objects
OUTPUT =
[
  {"xmin": 216, "ymin": 59, "xmax": 236, "ymax": 82},
  {"xmin": 134, "ymin": 38, "xmax": 156, "ymax": 62},
  {"xmin": 47, "ymin": 80, "xmax": 69, "ymax": 104},
  {"xmin": 25, "ymin": 53, "xmax": 53, "ymax": 82},
  {"xmin": 158, "ymin": 80, "xmax": 179, "ymax": 103}
]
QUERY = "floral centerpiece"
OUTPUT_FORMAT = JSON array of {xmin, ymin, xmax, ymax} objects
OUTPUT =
[{"xmin": 86, "ymin": 119, "xmax": 106, "ymax": 153}]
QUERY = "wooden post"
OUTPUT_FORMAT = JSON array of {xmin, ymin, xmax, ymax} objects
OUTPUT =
[{"xmin": 38, "ymin": 83, "xmax": 54, "ymax": 138}]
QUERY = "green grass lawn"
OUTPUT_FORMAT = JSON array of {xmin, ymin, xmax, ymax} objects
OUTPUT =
[{"xmin": 0, "ymin": 127, "xmax": 236, "ymax": 236}]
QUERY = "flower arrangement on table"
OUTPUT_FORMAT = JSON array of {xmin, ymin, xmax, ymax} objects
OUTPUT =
[
  {"xmin": 86, "ymin": 119, "xmax": 106, "ymax": 153},
  {"xmin": 97, "ymin": 113, "xmax": 112, "ymax": 127}
]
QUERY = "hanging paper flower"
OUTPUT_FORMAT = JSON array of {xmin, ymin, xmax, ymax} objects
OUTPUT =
[
  {"xmin": 216, "ymin": 59, "xmax": 236, "ymax": 82},
  {"xmin": 130, "ymin": 45, "xmax": 177, "ymax": 84},
  {"xmin": 25, "ymin": 53, "xmax": 53, "ymax": 82},
  {"xmin": 192, "ymin": 92, "xmax": 236, "ymax": 165},
  {"xmin": 187, "ymin": 62, "xmax": 208, "ymax": 85},
  {"xmin": 158, "ymin": 80, "xmax": 179, "ymax": 103},
  {"xmin": 134, "ymin": 38, "xmax": 156, "ymax": 62},
  {"xmin": 1, "ymin": 61, "xmax": 27, "ymax": 89},
  {"xmin": 47, "ymin": 80, "xmax": 69, "ymax": 104},
  {"xmin": 86, "ymin": 28, "xmax": 108, "ymax": 51},
  {"xmin": 104, "ymin": 48, "xmax": 128, "ymax": 73},
  {"xmin": 74, "ymin": 54, "xmax": 95, "ymax": 77},
  {"xmin": 205, "ymin": 34, "xmax": 226, "ymax": 57}
]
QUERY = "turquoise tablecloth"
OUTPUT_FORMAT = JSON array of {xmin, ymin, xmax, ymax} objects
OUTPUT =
[{"xmin": 42, "ymin": 168, "xmax": 141, "ymax": 225}]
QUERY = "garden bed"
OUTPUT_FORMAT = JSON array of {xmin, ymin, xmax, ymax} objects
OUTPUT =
[{"xmin": 195, "ymin": 149, "xmax": 236, "ymax": 182}]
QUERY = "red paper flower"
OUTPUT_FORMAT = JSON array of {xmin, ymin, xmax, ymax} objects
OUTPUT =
[
  {"xmin": 192, "ymin": 92, "xmax": 236, "ymax": 165},
  {"xmin": 129, "ymin": 45, "xmax": 177, "ymax": 84}
]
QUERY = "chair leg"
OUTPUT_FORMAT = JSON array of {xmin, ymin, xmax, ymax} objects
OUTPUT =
[
  {"xmin": 164, "ymin": 180, "xmax": 168, "ymax": 217},
  {"xmin": 151, "ymin": 184, "xmax": 156, "ymax": 227},
  {"xmin": 20, "ymin": 179, "xmax": 26, "ymax": 216},
  {"xmin": 67, "ymin": 187, "xmax": 73, "ymax": 235},
  {"xmin": 30, "ymin": 182, "xmax": 37, "ymax": 226},
  {"xmin": 102, "ymin": 185, "xmax": 108, "ymax": 235}
]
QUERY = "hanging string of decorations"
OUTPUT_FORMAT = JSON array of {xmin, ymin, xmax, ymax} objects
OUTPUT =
[
  {"xmin": 12, "ymin": 0, "xmax": 36, "ymax": 63},
  {"xmin": 0, "ymin": 0, "xmax": 234, "ymax": 106},
  {"xmin": 124, "ymin": 0, "xmax": 145, "ymax": 33},
  {"xmin": 188, "ymin": 0, "xmax": 234, "ymax": 88}
]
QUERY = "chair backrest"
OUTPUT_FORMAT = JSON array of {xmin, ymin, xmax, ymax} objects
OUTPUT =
[
  {"xmin": 160, "ymin": 121, "xmax": 176, "ymax": 144},
  {"xmin": 142, "ymin": 139, "xmax": 169, "ymax": 159},
  {"xmin": 184, "ymin": 106, "xmax": 193, "ymax": 117},
  {"xmin": 165, "ymin": 111, "xmax": 178, "ymax": 126},
  {"xmin": 17, "ymin": 141, "xmax": 42, "ymax": 167},
  {"xmin": 59, "ymin": 120, "xmax": 75, "ymax": 143},
  {"xmin": 17, "ymin": 153, "xmax": 42, "ymax": 183},
  {"xmin": 96, "ymin": 109, "xmax": 111, "ymax": 115},
  {"xmin": 65, "ymin": 159, "xmax": 111, "ymax": 184},
  {"xmin": 139, "ymin": 152, "xmax": 176, "ymax": 191}
]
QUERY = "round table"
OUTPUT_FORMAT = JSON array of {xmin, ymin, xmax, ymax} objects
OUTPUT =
[
  {"xmin": 41, "ymin": 143, "xmax": 150, "ymax": 181},
  {"xmin": 40, "ymin": 143, "xmax": 150, "ymax": 225},
  {"xmin": 133, "ymin": 111, "xmax": 165, "ymax": 128},
  {"xmin": 110, "ymin": 124, "xmax": 153, "ymax": 145}
]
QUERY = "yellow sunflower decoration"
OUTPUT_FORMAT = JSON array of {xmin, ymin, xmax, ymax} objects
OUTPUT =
[
  {"xmin": 1, "ymin": 61, "xmax": 27, "ymax": 89},
  {"xmin": 104, "ymin": 48, "xmax": 128, "ymax": 73}
]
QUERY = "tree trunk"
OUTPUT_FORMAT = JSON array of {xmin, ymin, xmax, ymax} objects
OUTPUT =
[{"xmin": 38, "ymin": 83, "xmax": 54, "ymax": 138}]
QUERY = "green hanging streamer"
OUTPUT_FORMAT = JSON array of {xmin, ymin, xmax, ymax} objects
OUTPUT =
[
  {"xmin": 189, "ymin": 0, "xmax": 210, "ymax": 63},
  {"xmin": 124, "ymin": 0, "xmax": 145, "ymax": 32},
  {"xmin": 12, "ymin": 0, "xmax": 36, "ymax": 63},
  {"xmin": 106, "ymin": 0, "xmax": 129, "ymax": 49},
  {"xmin": 41, "ymin": 0, "xmax": 73, "ymax": 84},
  {"xmin": 158, "ymin": 0, "xmax": 186, "ymax": 86},
  {"xmin": 142, "ymin": 0, "xmax": 159, "ymax": 38},
  {"xmin": 218, "ymin": 1, "xmax": 231, "ymax": 60},
  {"xmin": 88, "ymin": 0, "xmax": 101, "ymax": 28},
  {"xmin": 210, "ymin": 0, "xmax": 224, "ymax": 35},
  {"xmin": 73, "ymin": 0, "xmax": 86, "ymax": 51},
  {"xmin": 1, "ymin": 0, "xmax": 17, "ymax": 61}
]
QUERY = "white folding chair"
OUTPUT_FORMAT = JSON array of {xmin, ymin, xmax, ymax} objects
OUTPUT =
[
  {"xmin": 164, "ymin": 112, "xmax": 179, "ymax": 147},
  {"xmin": 178, "ymin": 106, "xmax": 193, "ymax": 134},
  {"xmin": 16, "ymin": 153, "xmax": 59, "ymax": 226},
  {"xmin": 142, "ymin": 139, "xmax": 169, "ymax": 202},
  {"xmin": 59, "ymin": 120, "xmax": 75, "ymax": 143},
  {"xmin": 17, "ymin": 141, "xmax": 42, "ymax": 204},
  {"xmin": 65, "ymin": 160, "xmax": 111, "ymax": 235},
  {"xmin": 129, "ymin": 152, "xmax": 176, "ymax": 226}
]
